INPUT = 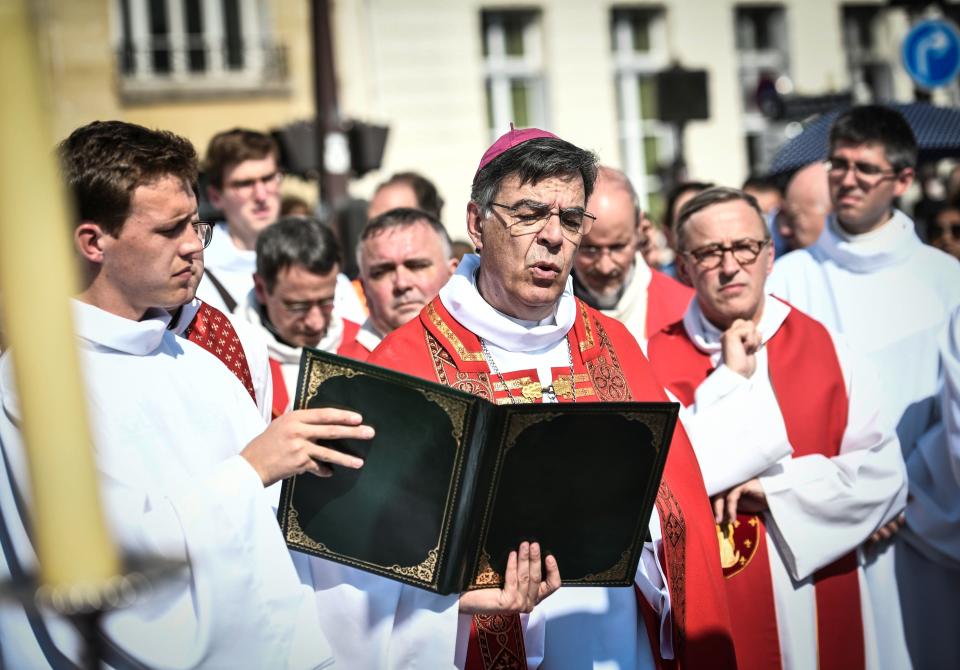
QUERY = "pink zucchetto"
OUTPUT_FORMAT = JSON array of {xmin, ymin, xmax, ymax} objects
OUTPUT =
[{"xmin": 475, "ymin": 123, "xmax": 559, "ymax": 177}]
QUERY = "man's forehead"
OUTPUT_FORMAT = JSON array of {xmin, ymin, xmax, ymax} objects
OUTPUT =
[
  {"xmin": 129, "ymin": 175, "xmax": 197, "ymax": 216},
  {"xmin": 829, "ymin": 139, "xmax": 890, "ymax": 161},
  {"xmin": 224, "ymin": 153, "xmax": 277, "ymax": 178},
  {"xmin": 274, "ymin": 262, "xmax": 339, "ymax": 290},
  {"xmin": 497, "ymin": 172, "xmax": 585, "ymax": 201},
  {"xmin": 363, "ymin": 221, "xmax": 444, "ymax": 256},
  {"xmin": 687, "ymin": 200, "xmax": 765, "ymax": 237}
]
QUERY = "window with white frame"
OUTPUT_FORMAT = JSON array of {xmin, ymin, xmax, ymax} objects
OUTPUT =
[
  {"xmin": 611, "ymin": 7, "xmax": 672, "ymax": 217},
  {"xmin": 481, "ymin": 10, "xmax": 547, "ymax": 139},
  {"xmin": 115, "ymin": 0, "xmax": 287, "ymax": 100},
  {"xmin": 735, "ymin": 5, "xmax": 790, "ymax": 171},
  {"xmin": 842, "ymin": 5, "xmax": 894, "ymax": 103}
]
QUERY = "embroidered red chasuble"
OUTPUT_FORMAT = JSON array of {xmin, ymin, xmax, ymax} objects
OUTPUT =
[
  {"xmin": 647, "ymin": 300, "xmax": 865, "ymax": 670},
  {"xmin": 369, "ymin": 296, "xmax": 737, "ymax": 670},
  {"xmin": 269, "ymin": 319, "xmax": 365, "ymax": 419},
  {"xmin": 646, "ymin": 269, "xmax": 693, "ymax": 341}
]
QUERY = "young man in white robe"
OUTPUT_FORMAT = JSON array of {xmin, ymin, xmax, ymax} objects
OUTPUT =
[
  {"xmin": 767, "ymin": 105, "xmax": 960, "ymax": 669},
  {"xmin": 647, "ymin": 186, "xmax": 906, "ymax": 670},
  {"xmin": 0, "ymin": 120, "xmax": 375, "ymax": 668},
  {"xmin": 196, "ymin": 128, "xmax": 364, "ymax": 323}
]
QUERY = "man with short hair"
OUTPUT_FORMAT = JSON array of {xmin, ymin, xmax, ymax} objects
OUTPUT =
[
  {"xmin": 198, "ymin": 128, "xmax": 283, "ymax": 313},
  {"xmin": 768, "ymin": 105, "xmax": 960, "ymax": 669},
  {"xmin": 0, "ymin": 120, "xmax": 372, "ymax": 668},
  {"xmin": 367, "ymin": 171, "xmax": 444, "ymax": 220},
  {"xmin": 198, "ymin": 129, "xmax": 365, "ymax": 323},
  {"xmin": 649, "ymin": 187, "xmax": 905, "ymax": 670},
  {"xmin": 774, "ymin": 162, "xmax": 831, "ymax": 253},
  {"xmin": 340, "ymin": 207, "xmax": 457, "ymax": 359},
  {"xmin": 369, "ymin": 127, "xmax": 738, "ymax": 669},
  {"xmin": 237, "ymin": 216, "xmax": 361, "ymax": 417},
  {"xmin": 573, "ymin": 166, "xmax": 692, "ymax": 348}
]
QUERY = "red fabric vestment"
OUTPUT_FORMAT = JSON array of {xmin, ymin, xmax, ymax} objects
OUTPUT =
[
  {"xmin": 647, "ymin": 300, "xmax": 865, "ymax": 670},
  {"xmin": 335, "ymin": 319, "xmax": 372, "ymax": 362},
  {"xmin": 183, "ymin": 300, "xmax": 257, "ymax": 404},
  {"xmin": 645, "ymin": 269, "xmax": 693, "ymax": 341},
  {"xmin": 369, "ymin": 296, "xmax": 738, "ymax": 670},
  {"xmin": 269, "ymin": 319, "xmax": 365, "ymax": 419}
]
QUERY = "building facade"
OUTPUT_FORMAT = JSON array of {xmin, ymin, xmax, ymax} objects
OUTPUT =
[{"xmin": 31, "ymin": 0, "xmax": 960, "ymax": 229}]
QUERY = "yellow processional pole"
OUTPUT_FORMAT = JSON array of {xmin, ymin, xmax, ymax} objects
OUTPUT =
[{"xmin": 0, "ymin": 0, "xmax": 120, "ymax": 599}]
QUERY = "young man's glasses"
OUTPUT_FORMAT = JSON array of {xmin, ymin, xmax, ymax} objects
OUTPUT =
[
  {"xmin": 684, "ymin": 238, "xmax": 769, "ymax": 270},
  {"xmin": 824, "ymin": 158, "xmax": 899, "ymax": 183},
  {"xmin": 225, "ymin": 171, "xmax": 283, "ymax": 197},
  {"xmin": 192, "ymin": 221, "xmax": 214, "ymax": 249},
  {"xmin": 490, "ymin": 200, "xmax": 596, "ymax": 241}
]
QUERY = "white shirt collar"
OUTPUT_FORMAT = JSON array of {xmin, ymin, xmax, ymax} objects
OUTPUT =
[
  {"xmin": 816, "ymin": 209, "xmax": 921, "ymax": 273},
  {"xmin": 438, "ymin": 254, "xmax": 577, "ymax": 353},
  {"xmin": 204, "ymin": 223, "xmax": 256, "ymax": 273},
  {"xmin": 71, "ymin": 300, "xmax": 171, "ymax": 356}
]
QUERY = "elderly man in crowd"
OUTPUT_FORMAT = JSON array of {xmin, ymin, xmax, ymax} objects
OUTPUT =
[
  {"xmin": 768, "ymin": 105, "xmax": 960, "ymax": 669},
  {"xmin": 773, "ymin": 162, "xmax": 832, "ymax": 254},
  {"xmin": 341, "ymin": 207, "xmax": 457, "ymax": 359},
  {"xmin": 648, "ymin": 187, "xmax": 906, "ymax": 670},
  {"xmin": 369, "ymin": 127, "xmax": 737, "ymax": 670},
  {"xmin": 367, "ymin": 171, "xmax": 445, "ymax": 220},
  {"xmin": 572, "ymin": 166, "xmax": 692, "ymax": 348}
]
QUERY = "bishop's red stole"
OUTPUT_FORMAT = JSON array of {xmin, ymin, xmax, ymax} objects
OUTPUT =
[
  {"xmin": 371, "ymin": 297, "xmax": 737, "ymax": 670},
  {"xmin": 269, "ymin": 320, "xmax": 364, "ymax": 419},
  {"xmin": 647, "ymin": 301, "xmax": 865, "ymax": 670},
  {"xmin": 183, "ymin": 301, "xmax": 257, "ymax": 404}
]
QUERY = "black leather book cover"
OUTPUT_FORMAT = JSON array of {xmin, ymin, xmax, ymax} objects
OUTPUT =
[{"xmin": 277, "ymin": 349, "xmax": 677, "ymax": 595}]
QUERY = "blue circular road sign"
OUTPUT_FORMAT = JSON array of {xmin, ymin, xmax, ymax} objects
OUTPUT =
[{"xmin": 902, "ymin": 19, "xmax": 960, "ymax": 89}]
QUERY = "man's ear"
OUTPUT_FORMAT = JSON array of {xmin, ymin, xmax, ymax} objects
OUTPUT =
[
  {"xmin": 893, "ymin": 167, "xmax": 915, "ymax": 198},
  {"xmin": 676, "ymin": 253, "xmax": 692, "ymax": 285},
  {"xmin": 74, "ymin": 222, "xmax": 107, "ymax": 263},
  {"xmin": 253, "ymin": 273, "xmax": 269, "ymax": 305},
  {"xmin": 207, "ymin": 183, "xmax": 224, "ymax": 210},
  {"xmin": 466, "ymin": 202, "xmax": 484, "ymax": 251}
]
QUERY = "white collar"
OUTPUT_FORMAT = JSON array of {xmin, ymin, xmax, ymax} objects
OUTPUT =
[
  {"xmin": 71, "ymin": 300, "xmax": 171, "ymax": 356},
  {"xmin": 169, "ymin": 297, "xmax": 201, "ymax": 335},
  {"xmin": 356, "ymin": 318, "xmax": 384, "ymax": 352},
  {"xmin": 438, "ymin": 254, "xmax": 577, "ymax": 353},
  {"xmin": 204, "ymin": 223, "xmax": 256, "ymax": 272},
  {"xmin": 816, "ymin": 209, "xmax": 921, "ymax": 273},
  {"xmin": 682, "ymin": 294, "xmax": 790, "ymax": 358}
]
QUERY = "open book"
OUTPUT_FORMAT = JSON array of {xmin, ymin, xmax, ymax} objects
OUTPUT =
[{"xmin": 278, "ymin": 348, "xmax": 677, "ymax": 595}]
